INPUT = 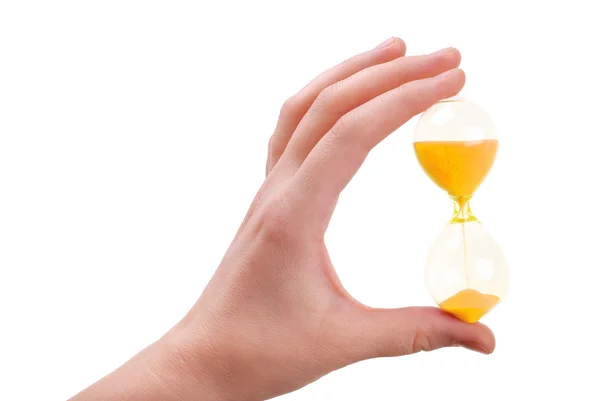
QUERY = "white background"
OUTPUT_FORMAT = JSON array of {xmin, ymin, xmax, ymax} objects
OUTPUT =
[{"xmin": 1, "ymin": 1, "xmax": 599, "ymax": 400}]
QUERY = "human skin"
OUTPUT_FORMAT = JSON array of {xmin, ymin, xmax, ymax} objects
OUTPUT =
[{"xmin": 69, "ymin": 37, "xmax": 494, "ymax": 401}]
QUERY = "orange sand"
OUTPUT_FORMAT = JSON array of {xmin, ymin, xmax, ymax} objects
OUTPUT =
[
  {"xmin": 438, "ymin": 289, "xmax": 499, "ymax": 323},
  {"xmin": 414, "ymin": 140, "xmax": 498, "ymax": 199}
]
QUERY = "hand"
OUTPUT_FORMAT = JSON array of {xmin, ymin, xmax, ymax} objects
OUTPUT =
[{"xmin": 70, "ymin": 37, "xmax": 494, "ymax": 401}]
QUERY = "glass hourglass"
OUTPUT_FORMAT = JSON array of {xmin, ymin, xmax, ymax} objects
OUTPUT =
[{"xmin": 413, "ymin": 97, "xmax": 508, "ymax": 323}]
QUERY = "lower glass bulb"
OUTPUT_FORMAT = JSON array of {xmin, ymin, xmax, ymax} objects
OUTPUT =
[{"xmin": 425, "ymin": 220, "xmax": 508, "ymax": 323}]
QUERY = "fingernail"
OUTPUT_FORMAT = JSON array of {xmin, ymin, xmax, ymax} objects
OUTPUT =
[
  {"xmin": 432, "ymin": 47, "xmax": 455, "ymax": 55},
  {"xmin": 375, "ymin": 37, "xmax": 396, "ymax": 49},
  {"xmin": 459, "ymin": 341, "xmax": 489, "ymax": 354},
  {"xmin": 437, "ymin": 68, "xmax": 462, "ymax": 80}
]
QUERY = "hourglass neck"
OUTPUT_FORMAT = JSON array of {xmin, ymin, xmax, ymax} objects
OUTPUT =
[{"xmin": 450, "ymin": 195, "xmax": 479, "ymax": 224}]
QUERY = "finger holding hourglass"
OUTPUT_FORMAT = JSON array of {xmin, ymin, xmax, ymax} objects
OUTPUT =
[{"xmin": 413, "ymin": 98, "xmax": 509, "ymax": 324}]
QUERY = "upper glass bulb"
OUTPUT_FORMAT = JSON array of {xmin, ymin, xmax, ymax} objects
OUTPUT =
[
  {"xmin": 413, "ymin": 96, "xmax": 498, "ymax": 143},
  {"xmin": 413, "ymin": 97, "xmax": 499, "ymax": 202}
]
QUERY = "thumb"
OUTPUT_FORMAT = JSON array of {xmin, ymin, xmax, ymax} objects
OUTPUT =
[{"xmin": 346, "ymin": 306, "xmax": 495, "ymax": 362}]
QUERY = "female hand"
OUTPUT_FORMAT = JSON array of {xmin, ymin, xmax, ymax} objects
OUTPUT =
[{"xmin": 71, "ymin": 37, "xmax": 494, "ymax": 401}]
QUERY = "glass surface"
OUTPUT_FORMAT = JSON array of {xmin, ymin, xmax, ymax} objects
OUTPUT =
[{"xmin": 413, "ymin": 97, "xmax": 508, "ymax": 323}]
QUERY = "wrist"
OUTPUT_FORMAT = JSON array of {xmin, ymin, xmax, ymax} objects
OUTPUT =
[
  {"xmin": 144, "ymin": 326, "xmax": 235, "ymax": 401},
  {"xmin": 68, "ymin": 325, "xmax": 233, "ymax": 401},
  {"xmin": 68, "ymin": 341, "xmax": 189, "ymax": 401}
]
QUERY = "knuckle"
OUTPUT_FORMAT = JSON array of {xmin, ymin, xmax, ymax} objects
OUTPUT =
[
  {"xmin": 397, "ymin": 84, "xmax": 429, "ymax": 118},
  {"xmin": 314, "ymin": 82, "xmax": 343, "ymax": 113},
  {"xmin": 411, "ymin": 329, "xmax": 433, "ymax": 353},
  {"xmin": 256, "ymin": 193, "xmax": 294, "ymax": 242},
  {"xmin": 329, "ymin": 109, "xmax": 369, "ymax": 150},
  {"xmin": 267, "ymin": 133, "xmax": 275, "ymax": 152},
  {"xmin": 330, "ymin": 114, "xmax": 353, "ymax": 140},
  {"xmin": 268, "ymin": 132, "xmax": 280, "ymax": 155},
  {"xmin": 409, "ymin": 324, "xmax": 449, "ymax": 354},
  {"xmin": 279, "ymin": 92, "xmax": 303, "ymax": 120}
]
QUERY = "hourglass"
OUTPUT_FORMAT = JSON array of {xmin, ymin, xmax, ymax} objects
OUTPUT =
[{"xmin": 413, "ymin": 97, "xmax": 508, "ymax": 323}]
